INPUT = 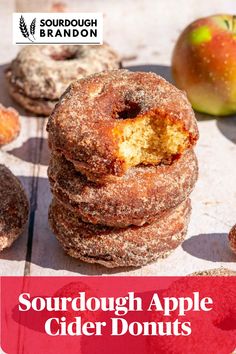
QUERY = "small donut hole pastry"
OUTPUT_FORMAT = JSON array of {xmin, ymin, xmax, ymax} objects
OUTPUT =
[
  {"xmin": 5, "ymin": 44, "xmax": 121, "ymax": 116},
  {"xmin": 0, "ymin": 104, "xmax": 20, "ymax": 146},
  {"xmin": 48, "ymin": 149, "xmax": 198, "ymax": 227},
  {"xmin": 228, "ymin": 224, "xmax": 236, "ymax": 254},
  {"xmin": 47, "ymin": 70, "xmax": 199, "ymax": 182},
  {"xmin": 48, "ymin": 198, "xmax": 191, "ymax": 268},
  {"xmin": 0, "ymin": 165, "xmax": 29, "ymax": 251}
]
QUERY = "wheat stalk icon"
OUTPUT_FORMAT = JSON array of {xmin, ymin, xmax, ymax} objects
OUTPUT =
[
  {"xmin": 19, "ymin": 15, "xmax": 35, "ymax": 42},
  {"xmin": 30, "ymin": 18, "xmax": 36, "ymax": 40}
]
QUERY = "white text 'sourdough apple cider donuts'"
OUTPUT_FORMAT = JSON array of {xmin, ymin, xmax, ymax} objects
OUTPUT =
[{"xmin": 47, "ymin": 69, "xmax": 199, "ymax": 268}]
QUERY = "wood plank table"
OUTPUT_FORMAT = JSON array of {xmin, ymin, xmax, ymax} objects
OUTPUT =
[{"xmin": 1, "ymin": 0, "xmax": 236, "ymax": 276}]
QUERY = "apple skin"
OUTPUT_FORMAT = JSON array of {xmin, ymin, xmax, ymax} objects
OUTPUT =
[{"xmin": 172, "ymin": 14, "xmax": 236, "ymax": 116}]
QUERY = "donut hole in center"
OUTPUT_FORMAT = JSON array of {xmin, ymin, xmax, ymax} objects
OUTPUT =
[
  {"xmin": 51, "ymin": 50, "xmax": 78, "ymax": 61},
  {"xmin": 116, "ymin": 101, "xmax": 142, "ymax": 119},
  {"xmin": 113, "ymin": 111, "xmax": 189, "ymax": 168}
]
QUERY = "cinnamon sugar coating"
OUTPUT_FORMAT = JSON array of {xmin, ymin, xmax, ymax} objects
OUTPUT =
[
  {"xmin": 48, "ymin": 149, "xmax": 198, "ymax": 227},
  {"xmin": 47, "ymin": 69, "xmax": 199, "ymax": 181},
  {"xmin": 6, "ymin": 44, "xmax": 121, "ymax": 116},
  {"xmin": 0, "ymin": 165, "xmax": 29, "ymax": 251},
  {"xmin": 48, "ymin": 198, "xmax": 191, "ymax": 268}
]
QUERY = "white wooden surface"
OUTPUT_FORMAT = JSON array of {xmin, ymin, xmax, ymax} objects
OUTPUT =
[{"xmin": 0, "ymin": 0, "xmax": 236, "ymax": 276}]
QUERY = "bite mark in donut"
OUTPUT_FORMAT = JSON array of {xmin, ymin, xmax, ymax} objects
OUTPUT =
[{"xmin": 113, "ymin": 109, "xmax": 190, "ymax": 168}]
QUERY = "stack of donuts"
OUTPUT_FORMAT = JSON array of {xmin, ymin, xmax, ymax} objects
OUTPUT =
[{"xmin": 47, "ymin": 69, "xmax": 199, "ymax": 268}]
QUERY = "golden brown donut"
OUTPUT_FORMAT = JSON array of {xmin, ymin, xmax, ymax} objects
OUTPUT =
[
  {"xmin": 48, "ymin": 198, "xmax": 191, "ymax": 268},
  {"xmin": 228, "ymin": 224, "xmax": 236, "ymax": 254},
  {"xmin": 47, "ymin": 69, "xmax": 199, "ymax": 182},
  {"xmin": 48, "ymin": 149, "xmax": 198, "ymax": 227},
  {"xmin": 6, "ymin": 44, "xmax": 121, "ymax": 116},
  {"xmin": 0, "ymin": 165, "xmax": 29, "ymax": 251},
  {"xmin": 0, "ymin": 104, "xmax": 20, "ymax": 146}
]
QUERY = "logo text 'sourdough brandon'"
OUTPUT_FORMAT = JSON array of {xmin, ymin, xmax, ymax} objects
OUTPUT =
[{"xmin": 13, "ymin": 13, "xmax": 103, "ymax": 44}]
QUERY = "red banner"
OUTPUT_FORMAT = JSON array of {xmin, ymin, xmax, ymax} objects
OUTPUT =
[{"xmin": 1, "ymin": 276, "xmax": 236, "ymax": 354}]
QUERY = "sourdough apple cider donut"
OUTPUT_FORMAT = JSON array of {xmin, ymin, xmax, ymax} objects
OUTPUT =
[
  {"xmin": 0, "ymin": 165, "xmax": 29, "ymax": 251},
  {"xmin": 48, "ymin": 149, "xmax": 198, "ymax": 227},
  {"xmin": 47, "ymin": 69, "xmax": 199, "ymax": 182},
  {"xmin": 49, "ymin": 198, "xmax": 191, "ymax": 268},
  {"xmin": 5, "ymin": 44, "xmax": 121, "ymax": 116}
]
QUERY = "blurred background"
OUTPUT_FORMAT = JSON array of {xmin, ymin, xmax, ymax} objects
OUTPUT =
[{"xmin": 1, "ymin": 0, "xmax": 236, "ymax": 65}]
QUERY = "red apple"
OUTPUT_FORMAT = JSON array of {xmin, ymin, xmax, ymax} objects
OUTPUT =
[{"xmin": 172, "ymin": 14, "xmax": 236, "ymax": 116}]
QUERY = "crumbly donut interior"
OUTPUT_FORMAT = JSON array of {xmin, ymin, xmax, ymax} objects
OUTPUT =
[{"xmin": 114, "ymin": 114, "xmax": 189, "ymax": 167}]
